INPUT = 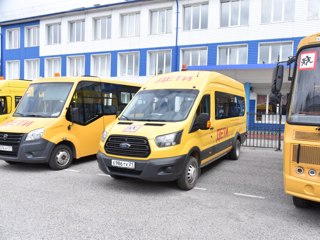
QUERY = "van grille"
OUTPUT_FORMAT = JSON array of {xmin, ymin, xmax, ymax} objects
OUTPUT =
[
  {"xmin": 292, "ymin": 144, "xmax": 320, "ymax": 165},
  {"xmin": 0, "ymin": 132, "xmax": 24, "ymax": 157},
  {"xmin": 105, "ymin": 135, "xmax": 150, "ymax": 158}
]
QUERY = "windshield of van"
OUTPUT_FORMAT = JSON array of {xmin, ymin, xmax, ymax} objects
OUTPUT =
[
  {"xmin": 14, "ymin": 82, "xmax": 73, "ymax": 118},
  {"xmin": 288, "ymin": 46, "xmax": 320, "ymax": 125},
  {"xmin": 119, "ymin": 89, "xmax": 198, "ymax": 122}
]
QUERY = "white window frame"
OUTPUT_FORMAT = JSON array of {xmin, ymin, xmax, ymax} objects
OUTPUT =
[
  {"xmin": 150, "ymin": 8, "xmax": 172, "ymax": 35},
  {"xmin": 183, "ymin": 2, "xmax": 209, "ymax": 31},
  {"xmin": 25, "ymin": 25, "xmax": 39, "ymax": 47},
  {"xmin": 121, "ymin": 12, "xmax": 140, "ymax": 37},
  {"xmin": 24, "ymin": 59, "xmax": 40, "ymax": 80},
  {"xmin": 69, "ymin": 20, "xmax": 85, "ymax": 42},
  {"xmin": 118, "ymin": 52, "xmax": 140, "ymax": 77},
  {"xmin": 91, "ymin": 54, "xmax": 111, "ymax": 77},
  {"xmin": 181, "ymin": 47, "xmax": 208, "ymax": 67},
  {"xmin": 45, "ymin": 57, "xmax": 61, "ymax": 77},
  {"xmin": 47, "ymin": 23, "xmax": 61, "ymax": 45},
  {"xmin": 67, "ymin": 56, "xmax": 85, "ymax": 77},
  {"xmin": 261, "ymin": 0, "xmax": 295, "ymax": 23},
  {"xmin": 6, "ymin": 28, "xmax": 20, "ymax": 49},
  {"xmin": 6, "ymin": 61, "xmax": 20, "ymax": 79},
  {"xmin": 220, "ymin": 0, "xmax": 249, "ymax": 27},
  {"xmin": 217, "ymin": 44, "xmax": 248, "ymax": 65},
  {"xmin": 255, "ymin": 94, "xmax": 286, "ymax": 124},
  {"xmin": 93, "ymin": 16, "xmax": 112, "ymax": 40},
  {"xmin": 308, "ymin": 0, "xmax": 320, "ymax": 19},
  {"xmin": 147, "ymin": 50, "xmax": 172, "ymax": 76},
  {"xmin": 258, "ymin": 41, "xmax": 293, "ymax": 64}
]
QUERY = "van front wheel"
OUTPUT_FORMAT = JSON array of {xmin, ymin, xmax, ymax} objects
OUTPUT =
[
  {"xmin": 49, "ymin": 144, "xmax": 73, "ymax": 170},
  {"xmin": 229, "ymin": 139, "xmax": 241, "ymax": 160},
  {"xmin": 177, "ymin": 156, "xmax": 199, "ymax": 190}
]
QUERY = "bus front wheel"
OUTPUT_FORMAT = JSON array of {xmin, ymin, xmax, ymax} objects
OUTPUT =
[
  {"xmin": 293, "ymin": 196, "xmax": 311, "ymax": 208},
  {"xmin": 177, "ymin": 156, "xmax": 199, "ymax": 190},
  {"xmin": 49, "ymin": 144, "xmax": 73, "ymax": 170}
]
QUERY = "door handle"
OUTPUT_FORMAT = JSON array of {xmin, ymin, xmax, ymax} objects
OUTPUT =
[{"xmin": 210, "ymin": 127, "xmax": 214, "ymax": 130}]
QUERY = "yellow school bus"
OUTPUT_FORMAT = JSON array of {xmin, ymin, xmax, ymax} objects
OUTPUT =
[
  {"xmin": 0, "ymin": 79, "xmax": 30, "ymax": 123},
  {"xmin": 97, "ymin": 71, "xmax": 246, "ymax": 190},
  {"xmin": 0, "ymin": 76, "xmax": 141, "ymax": 169},
  {"xmin": 272, "ymin": 33, "xmax": 320, "ymax": 207}
]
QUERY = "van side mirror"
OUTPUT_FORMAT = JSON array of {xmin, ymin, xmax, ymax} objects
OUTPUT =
[
  {"xmin": 198, "ymin": 113, "xmax": 210, "ymax": 130},
  {"xmin": 271, "ymin": 65, "xmax": 284, "ymax": 94}
]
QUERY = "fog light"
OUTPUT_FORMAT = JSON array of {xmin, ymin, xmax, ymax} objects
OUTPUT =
[
  {"xmin": 296, "ymin": 167, "xmax": 304, "ymax": 174},
  {"xmin": 308, "ymin": 169, "xmax": 316, "ymax": 177}
]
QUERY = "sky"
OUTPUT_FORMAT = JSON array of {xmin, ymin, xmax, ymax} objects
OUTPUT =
[{"xmin": 0, "ymin": 0, "xmax": 126, "ymax": 22}]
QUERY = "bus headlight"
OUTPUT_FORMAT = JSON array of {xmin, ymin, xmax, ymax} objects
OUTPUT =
[
  {"xmin": 26, "ymin": 128, "xmax": 44, "ymax": 141},
  {"xmin": 308, "ymin": 169, "xmax": 316, "ymax": 177},
  {"xmin": 155, "ymin": 131, "xmax": 182, "ymax": 148},
  {"xmin": 101, "ymin": 130, "xmax": 108, "ymax": 142}
]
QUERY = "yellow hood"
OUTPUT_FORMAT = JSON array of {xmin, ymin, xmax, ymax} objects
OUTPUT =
[{"xmin": 0, "ymin": 117, "xmax": 56, "ymax": 133}]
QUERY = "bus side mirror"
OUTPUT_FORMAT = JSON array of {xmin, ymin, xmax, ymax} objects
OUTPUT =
[
  {"xmin": 198, "ymin": 113, "xmax": 210, "ymax": 130},
  {"xmin": 271, "ymin": 65, "xmax": 284, "ymax": 94}
]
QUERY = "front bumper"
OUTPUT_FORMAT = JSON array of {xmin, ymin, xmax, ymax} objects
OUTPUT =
[
  {"xmin": 97, "ymin": 151, "xmax": 187, "ymax": 182},
  {"xmin": 0, "ymin": 138, "xmax": 55, "ymax": 163}
]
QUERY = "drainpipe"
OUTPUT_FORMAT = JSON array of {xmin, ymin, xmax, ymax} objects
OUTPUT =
[{"xmin": 175, "ymin": 0, "xmax": 179, "ymax": 72}]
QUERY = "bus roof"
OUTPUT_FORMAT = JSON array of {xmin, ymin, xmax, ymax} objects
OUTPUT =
[
  {"xmin": 298, "ymin": 32, "xmax": 320, "ymax": 50},
  {"xmin": 142, "ymin": 71, "xmax": 244, "ymax": 92},
  {"xmin": 31, "ymin": 76, "xmax": 142, "ymax": 88},
  {"xmin": 0, "ymin": 79, "xmax": 31, "ymax": 88}
]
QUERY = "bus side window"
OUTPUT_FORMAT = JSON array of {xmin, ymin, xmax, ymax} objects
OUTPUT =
[{"xmin": 0, "ymin": 97, "xmax": 8, "ymax": 115}]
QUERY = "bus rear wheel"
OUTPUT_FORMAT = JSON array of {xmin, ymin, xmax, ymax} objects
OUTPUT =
[
  {"xmin": 293, "ymin": 196, "xmax": 311, "ymax": 208},
  {"xmin": 177, "ymin": 156, "xmax": 199, "ymax": 190},
  {"xmin": 229, "ymin": 139, "xmax": 241, "ymax": 160},
  {"xmin": 49, "ymin": 144, "xmax": 73, "ymax": 170}
]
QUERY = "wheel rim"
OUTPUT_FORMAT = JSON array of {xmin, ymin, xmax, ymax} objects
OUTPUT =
[
  {"xmin": 187, "ymin": 161, "xmax": 198, "ymax": 184},
  {"xmin": 55, "ymin": 149, "xmax": 71, "ymax": 167},
  {"xmin": 236, "ymin": 141, "xmax": 240, "ymax": 158}
]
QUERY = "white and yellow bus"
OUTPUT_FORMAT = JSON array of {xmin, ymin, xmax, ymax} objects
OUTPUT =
[
  {"xmin": 97, "ymin": 71, "xmax": 246, "ymax": 190},
  {"xmin": 0, "ymin": 76, "xmax": 141, "ymax": 169}
]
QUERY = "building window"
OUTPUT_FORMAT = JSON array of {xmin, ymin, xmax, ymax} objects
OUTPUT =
[
  {"xmin": 119, "ymin": 52, "xmax": 139, "ymax": 77},
  {"xmin": 261, "ymin": 0, "xmax": 295, "ymax": 23},
  {"xmin": 121, "ymin": 12, "xmax": 140, "ymax": 37},
  {"xmin": 69, "ymin": 20, "xmax": 85, "ymax": 42},
  {"xmin": 91, "ymin": 54, "xmax": 111, "ymax": 77},
  {"xmin": 184, "ymin": 3, "xmax": 208, "ymax": 31},
  {"xmin": 25, "ymin": 59, "xmax": 40, "ymax": 80},
  {"xmin": 6, "ymin": 61, "xmax": 20, "ymax": 79},
  {"xmin": 218, "ymin": 45, "xmax": 248, "ymax": 65},
  {"xmin": 45, "ymin": 58, "xmax": 61, "ymax": 77},
  {"xmin": 308, "ymin": 0, "xmax": 320, "ymax": 19},
  {"xmin": 150, "ymin": 8, "xmax": 172, "ymax": 34},
  {"xmin": 259, "ymin": 42, "xmax": 293, "ymax": 64},
  {"xmin": 47, "ymin": 23, "xmax": 61, "ymax": 45},
  {"xmin": 148, "ymin": 51, "xmax": 171, "ymax": 76},
  {"xmin": 6, "ymin": 28, "xmax": 20, "ymax": 49},
  {"xmin": 67, "ymin": 56, "xmax": 85, "ymax": 76},
  {"xmin": 220, "ymin": 0, "xmax": 249, "ymax": 27},
  {"xmin": 94, "ymin": 16, "xmax": 111, "ymax": 40},
  {"xmin": 181, "ymin": 48, "xmax": 208, "ymax": 67},
  {"xmin": 25, "ymin": 26, "xmax": 39, "ymax": 47}
]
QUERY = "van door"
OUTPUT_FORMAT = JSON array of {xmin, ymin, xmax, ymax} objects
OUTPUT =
[{"xmin": 66, "ymin": 81, "xmax": 104, "ymax": 158}]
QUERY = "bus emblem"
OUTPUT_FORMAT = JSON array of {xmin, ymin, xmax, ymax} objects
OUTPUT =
[
  {"xmin": 120, "ymin": 142, "xmax": 131, "ymax": 149},
  {"xmin": 3, "ymin": 134, "xmax": 8, "ymax": 140}
]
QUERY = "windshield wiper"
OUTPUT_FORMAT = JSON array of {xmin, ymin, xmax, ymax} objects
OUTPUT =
[
  {"xmin": 23, "ymin": 114, "xmax": 45, "ymax": 118},
  {"xmin": 120, "ymin": 115, "xmax": 132, "ymax": 121},
  {"xmin": 13, "ymin": 112, "xmax": 25, "ymax": 117}
]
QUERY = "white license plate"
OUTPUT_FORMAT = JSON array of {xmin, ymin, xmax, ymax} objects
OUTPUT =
[
  {"xmin": 0, "ymin": 145, "xmax": 12, "ymax": 152},
  {"xmin": 111, "ymin": 160, "xmax": 135, "ymax": 169}
]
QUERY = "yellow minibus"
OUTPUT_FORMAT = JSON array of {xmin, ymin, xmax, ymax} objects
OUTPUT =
[
  {"xmin": 0, "ymin": 79, "xmax": 30, "ymax": 123},
  {"xmin": 97, "ymin": 71, "xmax": 246, "ymax": 190},
  {"xmin": 0, "ymin": 76, "xmax": 141, "ymax": 169}
]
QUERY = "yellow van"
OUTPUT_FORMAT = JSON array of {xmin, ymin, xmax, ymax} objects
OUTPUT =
[
  {"xmin": 0, "ymin": 76, "xmax": 141, "ymax": 169},
  {"xmin": 0, "ymin": 79, "xmax": 30, "ymax": 123},
  {"xmin": 97, "ymin": 71, "xmax": 246, "ymax": 190}
]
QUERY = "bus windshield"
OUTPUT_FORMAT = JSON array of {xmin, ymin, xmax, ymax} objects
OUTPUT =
[
  {"xmin": 119, "ymin": 89, "xmax": 198, "ymax": 122},
  {"xmin": 288, "ymin": 46, "xmax": 320, "ymax": 125},
  {"xmin": 14, "ymin": 82, "xmax": 73, "ymax": 118}
]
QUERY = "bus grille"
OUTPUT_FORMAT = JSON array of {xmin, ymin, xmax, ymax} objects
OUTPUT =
[
  {"xmin": 105, "ymin": 135, "xmax": 150, "ymax": 158},
  {"xmin": 0, "ymin": 132, "xmax": 24, "ymax": 157},
  {"xmin": 292, "ymin": 144, "xmax": 320, "ymax": 165},
  {"xmin": 294, "ymin": 131, "xmax": 320, "ymax": 142}
]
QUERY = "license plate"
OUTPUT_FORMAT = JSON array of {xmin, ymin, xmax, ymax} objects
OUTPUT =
[
  {"xmin": 111, "ymin": 160, "xmax": 135, "ymax": 169},
  {"xmin": 0, "ymin": 145, "xmax": 12, "ymax": 152}
]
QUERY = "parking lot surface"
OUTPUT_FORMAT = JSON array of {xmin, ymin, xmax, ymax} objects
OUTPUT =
[{"xmin": 0, "ymin": 147, "xmax": 320, "ymax": 240}]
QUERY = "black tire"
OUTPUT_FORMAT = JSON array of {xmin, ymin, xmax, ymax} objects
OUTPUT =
[
  {"xmin": 5, "ymin": 161, "xmax": 18, "ymax": 165},
  {"xmin": 49, "ymin": 144, "xmax": 73, "ymax": 170},
  {"xmin": 293, "ymin": 196, "xmax": 311, "ymax": 208},
  {"xmin": 177, "ymin": 156, "xmax": 199, "ymax": 190},
  {"xmin": 229, "ymin": 139, "xmax": 241, "ymax": 160},
  {"xmin": 109, "ymin": 174, "xmax": 125, "ymax": 180}
]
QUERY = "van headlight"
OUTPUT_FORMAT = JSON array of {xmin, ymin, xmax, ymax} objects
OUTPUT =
[
  {"xmin": 26, "ymin": 128, "xmax": 44, "ymax": 141},
  {"xmin": 101, "ymin": 130, "xmax": 108, "ymax": 142},
  {"xmin": 155, "ymin": 131, "xmax": 182, "ymax": 148}
]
